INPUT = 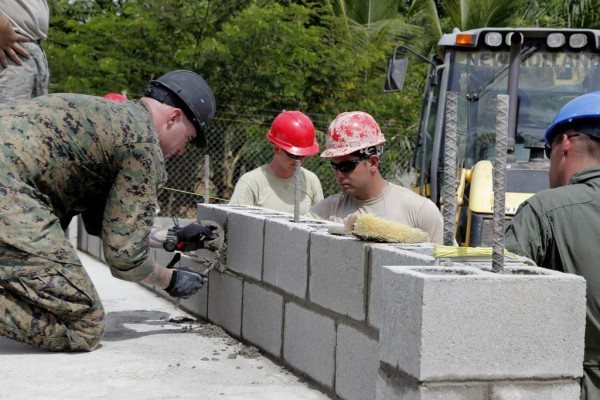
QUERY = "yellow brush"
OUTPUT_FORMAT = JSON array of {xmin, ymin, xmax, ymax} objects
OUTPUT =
[{"xmin": 343, "ymin": 214, "xmax": 429, "ymax": 243}]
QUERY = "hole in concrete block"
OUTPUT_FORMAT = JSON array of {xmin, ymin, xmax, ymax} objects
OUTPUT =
[
  {"xmin": 412, "ymin": 268, "xmax": 475, "ymax": 276},
  {"xmin": 286, "ymin": 220, "xmax": 328, "ymax": 226},
  {"xmin": 248, "ymin": 212, "xmax": 290, "ymax": 218},
  {"xmin": 223, "ymin": 205, "xmax": 261, "ymax": 210},
  {"xmin": 504, "ymin": 267, "xmax": 550, "ymax": 276}
]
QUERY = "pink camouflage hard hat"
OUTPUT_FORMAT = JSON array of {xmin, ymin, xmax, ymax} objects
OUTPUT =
[{"xmin": 321, "ymin": 111, "xmax": 386, "ymax": 158}]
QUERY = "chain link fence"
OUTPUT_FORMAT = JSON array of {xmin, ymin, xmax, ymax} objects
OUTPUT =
[{"xmin": 157, "ymin": 112, "xmax": 417, "ymax": 218}]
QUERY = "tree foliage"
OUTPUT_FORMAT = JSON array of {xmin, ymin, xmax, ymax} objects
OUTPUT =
[
  {"xmin": 529, "ymin": 0, "xmax": 600, "ymax": 29},
  {"xmin": 46, "ymin": 0, "xmax": 424, "ymax": 199},
  {"xmin": 46, "ymin": 0, "xmax": 600, "ymax": 204},
  {"xmin": 406, "ymin": 0, "xmax": 536, "ymax": 54}
]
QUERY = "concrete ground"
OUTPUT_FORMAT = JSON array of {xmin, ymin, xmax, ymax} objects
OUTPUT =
[{"xmin": 0, "ymin": 251, "xmax": 331, "ymax": 400}]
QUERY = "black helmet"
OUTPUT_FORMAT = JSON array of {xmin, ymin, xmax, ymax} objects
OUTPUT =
[{"xmin": 144, "ymin": 70, "xmax": 216, "ymax": 147}]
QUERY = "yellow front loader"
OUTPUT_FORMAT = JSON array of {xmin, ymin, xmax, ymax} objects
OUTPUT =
[{"xmin": 386, "ymin": 27, "xmax": 600, "ymax": 247}]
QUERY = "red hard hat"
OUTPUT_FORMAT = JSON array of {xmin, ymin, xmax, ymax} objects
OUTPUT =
[
  {"xmin": 103, "ymin": 93, "xmax": 128, "ymax": 102},
  {"xmin": 321, "ymin": 111, "xmax": 385, "ymax": 157},
  {"xmin": 266, "ymin": 111, "xmax": 319, "ymax": 156}
]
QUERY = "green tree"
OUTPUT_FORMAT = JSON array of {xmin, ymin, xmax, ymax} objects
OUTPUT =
[
  {"xmin": 192, "ymin": 2, "xmax": 422, "ymax": 196},
  {"xmin": 45, "ymin": 0, "xmax": 425, "ymax": 203},
  {"xmin": 318, "ymin": 0, "xmax": 426, "ymax": 185},
  {"xmin": 186, "ymin": 2, "xmax": 370, "ymax": 196},
  {"xmin": 47, "ymin": 0, "xmax": 215, "ymax": 95},
  {"xmin": 407, "ymin": 0, "xmax": 535, "ymax": 53},
  {"xmin": 532, "ymin": 0, "xmax": 600, "ymax": 29}
]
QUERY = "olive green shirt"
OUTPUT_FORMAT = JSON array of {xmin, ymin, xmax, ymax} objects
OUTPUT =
[
  {"xmin": 505, "ymin": 166, "xmax": 600, "ymax": 366},
  {"xmin": 0, "ymin": 94, "xmax": 166, "ymax": 281}
]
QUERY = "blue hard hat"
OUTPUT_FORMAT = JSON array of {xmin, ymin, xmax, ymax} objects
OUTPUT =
[
  {"xmin": 144, "ymin": 70, "xmax": 216, "ymax": 148},
  {"xmin": 544, "ymin": 91, "xmax": 600, "ymax": 145}
]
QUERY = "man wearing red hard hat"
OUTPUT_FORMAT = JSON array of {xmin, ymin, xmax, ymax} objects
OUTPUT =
[{"xmin": 229, "ymin": 111, "xmax": 323, "ymax": 215}]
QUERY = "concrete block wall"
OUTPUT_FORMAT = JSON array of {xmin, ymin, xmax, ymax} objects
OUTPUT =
[
  {"xmin": 78, "ymin": 204, "xmax": 587, "ymax": 400},
  {"xmin": 376, "ymin": 264, "xmax": 586, "ymax": 399}
]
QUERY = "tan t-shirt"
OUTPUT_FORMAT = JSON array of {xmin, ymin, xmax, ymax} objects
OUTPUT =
[
  {"xmin": 229, "ymin": 164, "xmax": 324, "ymax": 215},
  {"xmin": 0, "ymin": 0, "xmax": 49, "ymax": 41},
  {"xmin": 307, "ymin": 182, "xmax": 443, "ymax": 244}
]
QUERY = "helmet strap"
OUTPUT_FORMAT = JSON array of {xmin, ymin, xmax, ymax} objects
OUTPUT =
[
  {"xmin": 353, "ymin": 145, "xmax": 383, "ymax": 159},
  {"xmin": 571, "ymin": 122, "xmax": 600, "ymax": 141},
  {"xmin": 144, "ymin": 84, "xmax": 174, "ymax": 105}
]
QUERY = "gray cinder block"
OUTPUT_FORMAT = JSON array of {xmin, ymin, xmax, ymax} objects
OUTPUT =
[
  {"xmin": 283, "ymin": 302, "xmax": 336, "ymax": 388},
  {"xmin": 177, "ymin": 254, "xmax": 209, "ymax": 319},
  {"xmin": 379, "ymin": 265, "xmax": 586, "ymax": 381},
  {"xmin": 87, "ymin": 234, "xmax": 101, "ymax": 258},
  {"xmin": 77, "ymin": 217, "xmax": 87, "ymax": 251},
  {"xmin": 154, "ymin": 248, "xmax": 175, "ymax": 268},
  {"xmin": 309, "ymin": 231, "xmax": 368, "ymax": 321},
  {"xmin": 207, "ymin": 271, "xmax": 243, "ymax": 337},
  {"xmin": 196, "ymin": 203, "xmax": 231, "ymax": 228},
  {"xmin": 242, "ymin": 282, "xmax": 284, "ymax": 357},
  {"xmin": 376, "ymin": 369, "xmax": 487, "ymax": 400},
  {"xmin": 336, "ymin": 324, "xmax": 379, "ymax": 400},
  {"xmin": 490, "ymin": 380, "xmax": 581, "ymax": 399},
  {"xmin": 226, "ymin": 212, "xmax": 265, "ymax": 280},
  {"xmin": 369, "ymin": 244, "xmax": 436, "ymax": 330},
  {"xmin": 100, "ymin": 241, "xmax": 106, "ymax": 263},
  {"xmin": 376, "ymin": 371, "xmax": 580, "ymax": 400},
  {"xmin": 263, "ymin": 218, "xmax": 315, "ymax": 298}
]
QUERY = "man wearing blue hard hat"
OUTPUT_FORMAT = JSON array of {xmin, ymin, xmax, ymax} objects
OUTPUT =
[{"xmin": 505, "ymin": 91, "xmax": 600, "ymax": 399}]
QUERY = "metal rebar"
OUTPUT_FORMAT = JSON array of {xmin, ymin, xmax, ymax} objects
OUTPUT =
[
  {"xmin": 294, "ymin": 160, "xmax": 301, "ymax": 222},
  {"xmin": 442, "ymin": 91, "xmax": 458, "ymax": 246},
  {"xmin": 492, "ymin": 94, "xmax": 509, "ymax": 273},
  {"xmin": 204, "ymin": 155, "xmax": 210, "ymax": 204}
]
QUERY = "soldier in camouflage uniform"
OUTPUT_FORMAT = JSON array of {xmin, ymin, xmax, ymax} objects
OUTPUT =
[{"xmin": 0, "ymin": 70, "xmax": 218, "ymax": 352}]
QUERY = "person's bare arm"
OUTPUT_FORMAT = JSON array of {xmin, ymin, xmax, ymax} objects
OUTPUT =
[{"xmin": 0, "ymin": 11, "xmax": 30, "ymax": 67}]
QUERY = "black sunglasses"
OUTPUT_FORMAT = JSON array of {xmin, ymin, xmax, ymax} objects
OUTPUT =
[
  {"xmin": 330, "ymin": 158, "xmax": 366, "ymax": 173},
  {"xmin": 284, "ymin": 150, "xmax": 305, "ymax": 160},
  {"xmin": 544, "ymin": 133, "xmax": 580, "ymax": 158}
]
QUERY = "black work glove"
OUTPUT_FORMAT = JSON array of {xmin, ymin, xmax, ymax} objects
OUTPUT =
[
  {"xmin": 174, "ymin": 221, "xmax": 215, "ymax": 252},
  {"xmin": 197, "ymin": 220, "xmax": 225, "ymax": 252},
  {"xmin": 174, "ymin": 220, "xmax": 224, "ymax": 252},
  {"xmin": 164, "ymin": 267, "xmax": 208, "ymax": 299}
]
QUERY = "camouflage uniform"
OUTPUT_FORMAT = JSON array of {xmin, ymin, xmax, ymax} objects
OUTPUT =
[{"xmin": 0, "ymin": 94, "xmax": 166, "ymax": 351}]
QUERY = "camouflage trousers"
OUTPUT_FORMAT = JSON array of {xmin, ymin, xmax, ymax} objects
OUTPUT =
[
  {"xmin": 0, "ymin": 245, "xmax": 105, "ymax": 352},
  {"xmin": 0, "ymin": 41, "xmax": 49, "ymax": 108},
  {"xmin": 582, "ymin": 364, "xmax": 600, "ymax": 400}
]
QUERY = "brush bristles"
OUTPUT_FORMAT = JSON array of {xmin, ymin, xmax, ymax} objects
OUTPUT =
[{"xmin": 347, "ymin": 214, "xmax": 429, "ymax": 243}]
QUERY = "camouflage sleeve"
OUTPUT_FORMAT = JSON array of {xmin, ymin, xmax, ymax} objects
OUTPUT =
[{"xmin": 101, "ymin": 143, "xmax": 164, "ymax": 282}]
